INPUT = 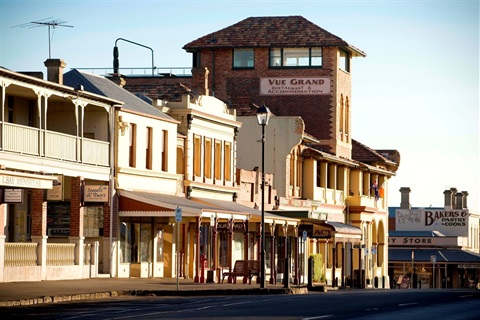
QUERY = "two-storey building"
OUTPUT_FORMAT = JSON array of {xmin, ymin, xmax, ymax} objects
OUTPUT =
[{"xmin": 0, "ymin": 60, "xmax": 117, "ymax": 282}]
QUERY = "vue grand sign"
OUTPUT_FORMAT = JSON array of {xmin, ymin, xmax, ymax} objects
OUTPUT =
[{"xmin": 260, "ymin": 77, "xmax": 330, "ymax": 95}]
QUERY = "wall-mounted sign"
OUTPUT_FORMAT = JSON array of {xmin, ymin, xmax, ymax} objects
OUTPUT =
[
  {"xmin": 260, "ymin": 77, "xmax": 331, "ymax": 96},
  {"xmin": 4, "ymin": 189, "xmax": 23, "ymax": 203},
  {"xmin": 84, "ymin": 185, "xmax": 109, "ymax": 202},
  {"xmin": 395, "ymin": 209, "xmax": 469, "ymax": 236},
  {"xmin": 47, "ymin": 175, "xmax": 64, "ymax": 201},
  {"xmin": 0, "ymin": 173, "xmax": 53, "ymax": 189}
]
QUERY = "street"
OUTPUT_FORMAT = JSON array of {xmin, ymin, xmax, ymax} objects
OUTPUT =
[{"xmin": 1, "ymin": 289, "xmax": 479, "ymax": 319}]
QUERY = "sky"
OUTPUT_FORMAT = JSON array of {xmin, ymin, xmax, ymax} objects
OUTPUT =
[{"xmin": 0, "ymin": 0, "xmax": 479, "ymax": 213}]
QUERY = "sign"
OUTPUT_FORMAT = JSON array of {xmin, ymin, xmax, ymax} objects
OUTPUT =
[
  {"xmin": 84, "ymin": 185, "xmax": 109, "ymax": 202},
  {"xmin": 260, "ymin": 77, "xmax": 331, "ymax": 96},
  {"xmin": 388, "ymin": 236, "xmax": 459, "ymax": 247},
  {"xmin": 175, "ymin": 206, "xmax": 182, "ymax": 222},
  {"xmin": 4, "ymin": 189, "xmax": 23, "ymax": 203},
  {"xmin": 302, "ymin": 230, "xmax": 307, "ymax": 241},
  {"xmin": 0, "ymin": 173, "xmax": 53, "ymax": 189},
  {"xmin": 47, "ymin": 175, "xmax": 64, "ymax": 201},
  {"xmin": 431, "ymin": 255, "xmax": 436, "ymax": 263},
  {"xmin": 396, "ymin": 209, "xmax": 469, "ymax": 236}
]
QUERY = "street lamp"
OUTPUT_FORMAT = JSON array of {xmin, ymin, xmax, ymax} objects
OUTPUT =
[{"xmin": 256, "ymin": 103, "xmax": 271, "ymax": 289}]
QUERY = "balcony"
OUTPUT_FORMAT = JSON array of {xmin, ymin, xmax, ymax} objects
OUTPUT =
[{"xmin": 1, "ymin": 122, "xmax": 109, "ymax": 166}]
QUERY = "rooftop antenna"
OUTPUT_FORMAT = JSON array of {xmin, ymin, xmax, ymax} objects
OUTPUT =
[{"xmin": 13, "ymin": 17, "xmax": 73, "ymax": 59}]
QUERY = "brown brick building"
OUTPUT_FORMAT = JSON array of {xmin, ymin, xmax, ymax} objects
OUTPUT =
[{"xmin": 182, "ymin": 16, "xmax": 366, "ymax": 159}]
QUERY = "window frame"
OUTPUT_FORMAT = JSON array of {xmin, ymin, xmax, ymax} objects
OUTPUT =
[
  {"xmin": 269, "ymin": 47, "xmax": 323, "ymax": 68},
  {"xmin": 233, "ymin": 48, "xmax": 255, "ymax": 69}
]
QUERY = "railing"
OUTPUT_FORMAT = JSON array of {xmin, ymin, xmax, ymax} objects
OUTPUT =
[
  {"xmin": 45, "ymin": 131, "xmax": 77, "ymax": 161},
  {"xmin": 4, "ymin": 242, "xmax": 94, "ymax": 268},
  {"xmin": 4, "ymin": 243, "xmax": 38, "ymax": 266},
  {"xmin": 46, "ymin": 243, "xmax": 75, "ymax": 266},
  {"xmin": 1, "ymin": 122, "xmax": 109, "ymax": 167},
  {"xmin": 74, "ymin": 67, "xmax": 192, "ymax": 77},
  {"xmin": 82, "ymin": 138, "xmax": 109, "ymax": 166},
  {"xmin": 84, "ymin": 243, "xmax": 92, "ymax": 265},
  {"xmin": 3, "ymin": 123, "xmax": 40, "ymax": 155}
]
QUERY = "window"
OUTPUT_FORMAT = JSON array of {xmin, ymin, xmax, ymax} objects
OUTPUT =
[
  {"xmin": 233, "ymin": 48, "xmax": 254, "ymax": 68},
  {"xmin": 270, "ymin": 47, "xmax": 322, "ymax": 67},
  {"xmin": 161, "ymin": 129, "xmax": 168, "ymax": 172},
  {"xmin": 129, "ymin": 123, "xmax": 137, "ymax": 167},
  {"xmin": 194, "ymin": 135, "xmax": 202, "ymax": 177},
  {"xmin": 224, "ymin": 142, "xmax": 232, "ymax": 181},
  {"xmin": 214, "ymin": 140, "xmax": 222, "ymax": 180},
  {"xmin": 339, "ymin": 50, "xmax": 350, "ymax": 72},
  {"xmin": 146, "ymin": 127, "xmax": 152, "ymax": 170},
  {"xmin": 204, "ymin": 138, "xmax": 212, "ymax": 179}
]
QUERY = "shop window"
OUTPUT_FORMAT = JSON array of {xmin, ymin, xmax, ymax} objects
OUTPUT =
[
  {"xmin": 120, "ymin": 219, "xmax": 152, "ymax": 263},
  {"xmin": 233, "ymin": 48, "xmax": 254, "ymax": 68},
  {"xmin": 83, "ymin": 206, "xmax": 104, "ymax": 237}
]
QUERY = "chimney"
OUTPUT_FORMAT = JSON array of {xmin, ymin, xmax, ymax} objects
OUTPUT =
[
  {"xmin": 110, "ymin": 74, "xmax": 126, "ymax": 87},
  {"xmin": 455, "ymin": 191, "xmax": 463, "ymax": 210},
  {"xmin": 399, "ymin": 187, "xmax": 411, "ymax": 209},
  {"xmin": 461, "ymin": 191, "xmax": 468, "ymax": 209},
  {"xmin": 191, "ymin": 67, "xmax": 209, "ymax": 96},
  {"xmin": 450, "ymin": 187, "xmax": 457, "ymax": 209},
  {"xmin": 444, "ymin": 189, "xmax": 453, "ymax": 209},
  {"xmin": 44, "ymin": 59, "xmax": 66, "ymax": 85}
]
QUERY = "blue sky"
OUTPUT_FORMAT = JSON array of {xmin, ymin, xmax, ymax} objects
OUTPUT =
[{"xmin": 1, "ymin": 0, "xmax": 479, "ymax": 212}]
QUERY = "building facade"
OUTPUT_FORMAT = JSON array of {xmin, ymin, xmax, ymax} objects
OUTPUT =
[
  {"xmin": 389, "ymin": 187, "xmax": 480, "ymax": 289},
  {"xmin": 0, "ymin": 60, "xmax": 118, "ymax": 282}
]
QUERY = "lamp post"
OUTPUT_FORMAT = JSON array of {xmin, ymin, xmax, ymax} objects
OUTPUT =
[{"xmin": 256, "ymin": 104, "xmax": 271, "ymax": 289}]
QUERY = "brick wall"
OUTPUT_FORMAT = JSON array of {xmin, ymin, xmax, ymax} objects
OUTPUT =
[
  {"xmin": 31, "ymin": 189, "xmax": 46, "ymax": 237},
  {"xmin": 70, "ymin": 176, "xmax": 84, "ymax": 237}
]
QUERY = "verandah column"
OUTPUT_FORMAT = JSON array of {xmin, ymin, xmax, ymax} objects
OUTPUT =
[
  {"xmin": 0, "ymin": 191, "xmax": 6, "ymax": 282},
  {"xmin": 269, "ymin": 223, "xmax": 276, "ymax": 284},
  {"xmin": 194, "ymin": 217, "xmax": 201, "ymax": 283}
]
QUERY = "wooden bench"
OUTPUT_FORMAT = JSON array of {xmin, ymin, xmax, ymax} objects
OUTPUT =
[{"xmin": 221, "ymin": 260, "xmax": 260, "ymax": 284}]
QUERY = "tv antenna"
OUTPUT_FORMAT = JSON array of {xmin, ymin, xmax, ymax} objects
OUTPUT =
[{"xmin": 13, "ymin": 17, "xmax": 73, "ymax": 59}]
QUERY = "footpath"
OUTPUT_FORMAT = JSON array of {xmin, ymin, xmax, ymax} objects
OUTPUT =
[{"xmin": 0, "ymin": 277, "xmax": 310, "ymax": 307}]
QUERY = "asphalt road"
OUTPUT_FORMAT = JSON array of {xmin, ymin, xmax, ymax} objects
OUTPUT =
[{"xmin": 1, "ymin": 289, "xmax": 479, "ymax": 319}]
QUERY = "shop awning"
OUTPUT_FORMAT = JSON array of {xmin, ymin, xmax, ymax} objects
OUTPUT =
[
  {"xmin": 118, "ymin": 190, "xmax": 214, "ymax": 217},
  {"xmin": 298, "ymin": 220, "xmax": 362, "ymax": 241},
  {"xmin": 191, "ymin": 197, "xmax": 298, "ymax": 225},
  {"xmin": 389, "ymin": 248, "xmax": 480, "ymax": 263}
]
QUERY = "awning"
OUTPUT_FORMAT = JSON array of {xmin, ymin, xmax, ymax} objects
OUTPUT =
[
  {"xmin": 298, "ymin": 220, "xmax": 362, "ymax": 241},
  {"xmin": 389, "ymin": 248, "xmax": 480, "ymax": 263},
  {"xmin": 191, "ymin": 197, "xmax": 298, "ymax": 225},
  {"xmin": 118, "ymin": 190, "xmax": 215, "ymax": 217}
]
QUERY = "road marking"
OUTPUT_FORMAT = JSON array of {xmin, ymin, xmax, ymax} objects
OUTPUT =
[
  {"xmin": 459, "ymin": 295, "xmax": 472, "ymax": 298},
  {"xmin": 302, "ymin": 315, "xmax": 334, "ymax": 320},
  {"xmin": 398, "ymin": 302, "xmax": 418, "ymax": 307}
]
